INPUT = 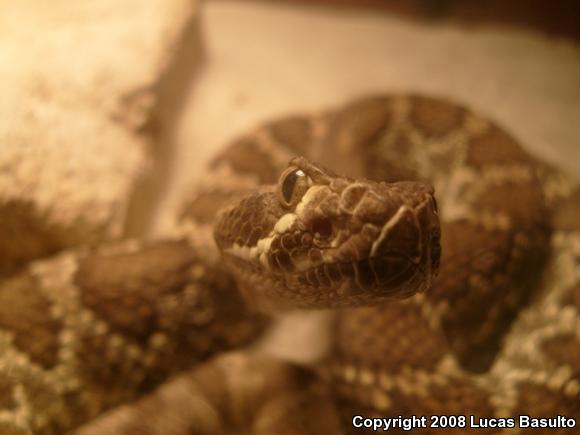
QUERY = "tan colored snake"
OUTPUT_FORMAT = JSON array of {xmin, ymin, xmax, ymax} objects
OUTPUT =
[{"xmin": 1, "ymin": 95, "xmax": 579, "ymax": 434}]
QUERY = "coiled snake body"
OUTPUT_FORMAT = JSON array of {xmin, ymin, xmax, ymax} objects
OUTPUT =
[{"xmin": 1, "ymin": 95, "xmax": 579, "ymax": 434}]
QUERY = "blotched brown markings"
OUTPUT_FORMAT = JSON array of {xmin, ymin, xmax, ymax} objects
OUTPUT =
[
  {"xmin": 0, "ymin": 374, "xmax": 15, "ymax": 410},
  {"xmin": 474, "ymin": 181, "xmax": 548, "ymax": 225},
  {"xmin": 0, "ymin": 422, "xmax": 25, "ymax": 435},
  {"xmin": 430, "ymin": 221, "xmax": 549, "ymax": 372},
  {"xmin": 513, "ymin": 383, "xmax": 580, "ymax": 420},
  {"xmin": 409, "ymin": 96, "xmax": 465, "ymax": 137},
  {"xmin": 465, "ymin": 125, "xmax": 534, "ymax": 168},
  {"xmin": 72, "ymin": 246, "xmax": 268, "ymax": 412},
  {"xmin": 427, "ymin": 143, "xmax": 458, "ymax": 179},
  {"xmin": 345, "ymin": 377, "xmax": 494, "ymax": 434},
  {"xmin": 316, "ymin": 98, "xmax": 395, "ymax": 180},
  {"xmin": 0, "ymin": 199, "xmax": 95, "ymax": 278},
  {"xmin": 406, "ymin": 378, "xmax": 494, "ymax": 434},
  {"xmin": 174, "ymin": 268, "xmax": 269, "ymax": 355},
  {"xmin": 367, "ymin": 130, "xmax": 424, "ymax": 184},
  {"xmin": 542, "ymin": 334, "xmax": 580, "ymax": 372},
  {"xmin": 329, "ymin": 97, "xmax": 394, "ymax": 149},
  {"xmin": 5, "ymin": 96, "xmax": 570, "ymax": 433},
  {"xmin": 75, "ymin": 241, "xmax": 196, "ymax": 345},
  {"xmin": 268, "ymin": 116, "xmax": 313, "ymax": 156},
  {"xmin": 339, "ymin": 377, "xmax": 494, "ymax": 435},
  {"xmin": 0, "ymin": 274, "xmax": 62, "ymax": 369},
  {"xmin": 74, "ymin": 332, "xmax": 146, "ymax": 413},
  {"xmin": 211, "ymin": 137, "xmax": 281, "ymax": 184},
  {"xmin": 433, "ymin": 223, "xmax": 509, "ymax": 303},
  {"xmin": 1, "ymin": 374, "xmax": 68, "ymax": 434},
  {"xmin": 334, "ymin": 303, "xmax": 447, "ymax": 370},
  {"xmin": 560, "ymin": 283, "xmax": 580, "ymax": 309}
]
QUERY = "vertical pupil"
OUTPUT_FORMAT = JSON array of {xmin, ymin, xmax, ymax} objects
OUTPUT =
[{"xmin": 282, "ymin": 169, "xmax": 304, "ymax": 204}]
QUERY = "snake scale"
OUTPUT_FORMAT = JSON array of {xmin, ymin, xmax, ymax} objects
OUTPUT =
[{"xmin": 1, "ymin": 95, "xmax": 579, "ymax": 434}]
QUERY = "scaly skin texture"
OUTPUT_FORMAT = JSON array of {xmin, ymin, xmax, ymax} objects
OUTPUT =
[
  {"xmin": 206, "ymin": 95, "xmax": 579, "ymax": 433},
  {"xmin": 0, "ymin": 240, "xmax": 268, "ymax": 434},
  {"xmin": 1, "ymin": 95, "xmax": 579, "ymax": 434},
  {"xmin": 214, "ymin": 157, "xmax": 440, "ymax": 310}
]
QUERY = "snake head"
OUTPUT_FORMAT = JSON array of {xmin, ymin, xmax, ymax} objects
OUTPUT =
[{"xmin": 215, "ymin": 157, "xmax": 440, "ymax": 309}]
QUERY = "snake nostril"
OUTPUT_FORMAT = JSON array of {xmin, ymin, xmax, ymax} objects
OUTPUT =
[{"xmin": 311, "ymin": 218, "xmax": 333, "ymax": 239}]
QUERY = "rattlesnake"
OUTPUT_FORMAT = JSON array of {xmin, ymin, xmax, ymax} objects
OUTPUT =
[{"xmin": 1, "ymin": 95, "xmax": 579, "ymax": 434}]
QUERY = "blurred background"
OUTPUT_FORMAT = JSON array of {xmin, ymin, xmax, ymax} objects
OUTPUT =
[
  {"xmin": 156, "ymin": 0, "xmax": 580, "ymax": 360},
  {"xmin": 0, "ymin": 2, "xmax": 579, "ymax": 431},
  {"xmin": 2, "ymin": 0, "xmax": 579, "ymax": 264},
  {"xmin": 271, "ymin": 0, "xmax": 580, "ymax": 39},
  {"xmin": 155, "ymin": 0, "xmax": 580, "ymax": 235},
  {"xmin": 1, "ymin": 0, "xmax": 579, "ymax": 291}
]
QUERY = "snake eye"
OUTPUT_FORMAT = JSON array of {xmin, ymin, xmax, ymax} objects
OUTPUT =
[{"xmin": 278, "ymin": 166, "xmax": 310, "ymax": 208}]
